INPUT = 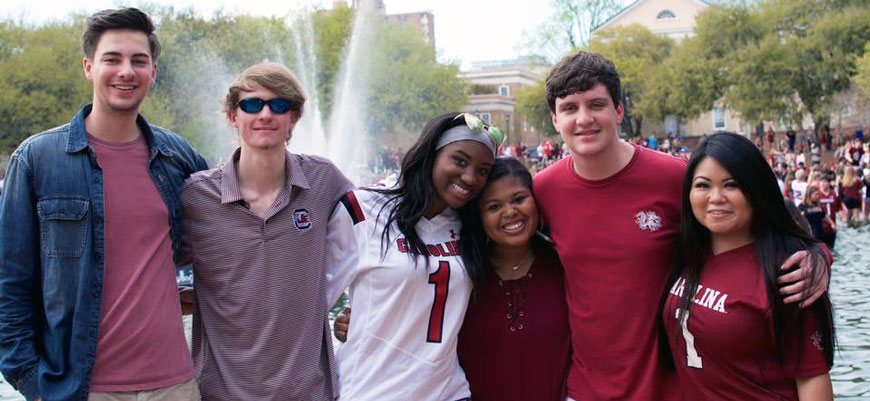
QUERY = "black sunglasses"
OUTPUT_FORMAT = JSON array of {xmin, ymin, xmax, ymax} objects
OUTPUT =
[{"xmin": 237, "ymin": 97, "xmax": 297, "ymax": 114}]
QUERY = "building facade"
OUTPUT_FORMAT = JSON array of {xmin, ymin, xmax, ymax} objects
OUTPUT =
[{"xmin": 458, "ymin": 58, "xmax": 549, "ymax": 146}]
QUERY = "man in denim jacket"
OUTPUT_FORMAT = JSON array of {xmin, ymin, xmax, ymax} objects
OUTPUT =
[{"xmin": 0, "ymin": 8, "xmax": 207, "ymax": 401}]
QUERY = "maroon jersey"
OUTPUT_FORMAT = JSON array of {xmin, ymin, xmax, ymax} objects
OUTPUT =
[
  {"xmin": 534, "ymin": 145, "xmax": 685, "ymax": 401},
  {"xmin": 817, "ymin": 189, "xmax": 840, "ymax": 233},
  {"xmin": 663, "ymin": 244, "xmax": 830, "ymax": 401}
]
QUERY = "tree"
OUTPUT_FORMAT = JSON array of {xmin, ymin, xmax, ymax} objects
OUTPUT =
[
  {"xmin": 313, "ymin": 6, "xmax": 354, "ymax": 119},
  {"xmin": 587, "ymin": 24, "xmax": 673, "ymax": 137},
  {"xmin": 522, "ymin": 0, "xmax": 622, "ymax": 62},
  {"xmin": 0, "ymin": 20, "xmax": 91, "ymax": 153},
  {"xmin": 855, "ymin": 42, "xmax": 870, "ymax": 104},
  {"xmin": 654, "ymin": 4, "xmax": 766, "ymax": 125},
  {"xmin": 655, "ymin": 0, "xmax": 870, "ymax": 133},
  {"xmin": 724, "ymin": 1, "xmax": 870, "ymax": 131},
  {"xmin": 515, "ymin": 79, "xmax": 558, "ymax": 137},
  {"xmin": 366, "ymin": 22, "xmax": 468, "ymax": 135}
]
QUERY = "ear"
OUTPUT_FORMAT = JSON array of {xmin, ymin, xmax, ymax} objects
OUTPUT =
[
  {"xmin": 550, "ymin": 111, "xmax": 558, "ymax": 133},
  {"xmin": 83, "ymin": 57, "xmax": 93, "ymax": 81},
  {"xmin": 615, "ymin": 102, "xmax": 625, "ymax": 125},
  {"xmin": 150, "ymin": 62, "xmax": 158, "ymax": 87},
  {"xmin": 228, "ymin": 108, "xmax": 239, "ymax": 130}
]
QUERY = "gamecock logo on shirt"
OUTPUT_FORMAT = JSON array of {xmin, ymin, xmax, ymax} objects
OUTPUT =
[
  {"xmin": 635, "ymin": 211, "xmax": 662, "ymax": 232},
  {"xmin": 293, "ymin": 208, "xmax": 312, "ymax": 230},
  {"xmin": 812, "ymin": 330, "xmax": 823, "ymax": 350}
]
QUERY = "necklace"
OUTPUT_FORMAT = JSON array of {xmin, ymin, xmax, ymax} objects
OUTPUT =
[{"xmin": 491, "ymin": 247, "xmax": 534, "ymax": 272}]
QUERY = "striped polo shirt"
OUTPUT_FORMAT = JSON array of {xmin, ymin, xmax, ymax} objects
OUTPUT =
[{"xmin": 180, "ymin": 149, "xmax": 353, "ymax": 401}]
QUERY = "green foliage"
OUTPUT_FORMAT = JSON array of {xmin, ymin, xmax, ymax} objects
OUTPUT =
[
  {"xmin": 515, "ymin": 79, "xmax": 557, "ymax": 137},
  {"xmin": 313, "ymin": 6, "xmax": 354, "ymax": 119},
  {"xmin": 0, "ymin": 6, "xmax": 467, "ymax": 160},
  {"xmin": 366, "ymin": 22, "xmax": 467, "ymax": 134},
  {"xmin": 656, "ymin": 0, "xmax": 870, "ymax": 132},
  {"xmin": 588, "ymin": 24, "xmax": 673, "ymax": 136},
  {"xmin": 724, "ymin": 2, "xmax": 870, "ymax": 130},
  {"xmin": 855, "ymin": 42, "xmax": 870, "ymax": 104},
  {"xmin": 0, "ymin": 21, "xmax": 91, "ymax": 152}
]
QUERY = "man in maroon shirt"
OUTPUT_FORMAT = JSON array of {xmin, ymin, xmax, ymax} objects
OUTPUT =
[{"xmin": 533, "ymin": 51, "xmax": 830, "ymax": 401}]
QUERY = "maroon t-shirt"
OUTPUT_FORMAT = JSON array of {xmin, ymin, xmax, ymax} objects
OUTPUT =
[
  {"xmin": 842, "ymin": 180, "xmax": 864, "ymax": 200},
  {"xmin": 88, "ymin": 135, "xmax": 194, "ymax": 391},
  {"xmin": 457, "ymin": 247, "xmax": 570, "ymax": 401},
  {"xmin": 663, "ymin": 244, "xmax": 829, "ymax": 400},
  {"xmin": 534, "ymin": 145, "xmax": 685, "ymax": 401},
  {"xmin": 817, "ymin": 189, "xmax": 840, "ymax": 233}
]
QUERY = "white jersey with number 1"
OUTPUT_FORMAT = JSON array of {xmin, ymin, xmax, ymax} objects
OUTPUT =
[{"xmin": 326, "ymin": 189, "xmax": 471, "ymax": 401}]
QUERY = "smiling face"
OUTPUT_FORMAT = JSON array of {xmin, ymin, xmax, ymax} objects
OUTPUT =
[
  {"xmin": 83, "ymin": 29, "xmax": 156, "ymax": 114},
  {"xmin": 229, "ymin": 82, "xmax": 299, "ymax": 151},
  {"xmin": 479, "ymin": 176, "xmax": 538, "ymax": 249},
  {"xmin": 690, "ymin": 157, "xmax": 754, "ymax": 250},
  {"xmin": 428, "ymin": 140, "xmax": 494, "ymax": 217},
  {"xmin": 551, "ymin": 82, "xmax": 624, "ymax": 159}
]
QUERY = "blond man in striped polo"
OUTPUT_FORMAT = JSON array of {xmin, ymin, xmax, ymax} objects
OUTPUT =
[{"xmin": 180, "ymin": 62, "xmax": 353, "ymax": 401}]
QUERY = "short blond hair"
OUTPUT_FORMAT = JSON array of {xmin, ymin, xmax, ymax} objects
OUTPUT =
[{"xmin": 224, "ymin": 62, "xmax": 306, "ymax": 119}]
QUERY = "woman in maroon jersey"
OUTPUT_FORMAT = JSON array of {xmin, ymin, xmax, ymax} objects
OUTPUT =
[
  {"xmin": 840, "ymin": 166, "xmax": 864, "ymax": 228},
  {"xmin": 662, "ymin": 132, "xmax": 835, "ymax": 401},
  {"xmin": 456, "ymin": 157, "xmax": 571, "ymax": 401}
]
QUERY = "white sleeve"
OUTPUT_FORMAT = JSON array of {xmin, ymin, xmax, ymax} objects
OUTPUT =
[{"xmin": 326, "ymin": 200, "xmax": 360, "ymax": 306}]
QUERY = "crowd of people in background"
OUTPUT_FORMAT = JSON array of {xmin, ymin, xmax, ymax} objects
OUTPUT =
[{"xmin": 758, "ymin": 128, "xmax": 869, "ymax": 250}]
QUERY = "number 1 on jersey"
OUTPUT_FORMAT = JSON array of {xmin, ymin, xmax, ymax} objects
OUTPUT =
[
  {"xmin": 676, "ymin": 308, "xmax": 703, "ymax": 369},
  {"xmin": 427, "ymin": 261, "xmax": 450, "ymax": 343}
]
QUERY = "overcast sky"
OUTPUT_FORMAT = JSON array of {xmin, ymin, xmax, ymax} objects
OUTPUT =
[{"xmin": 3, "ymin": 0, "xmax": 581, "ymax": 68}]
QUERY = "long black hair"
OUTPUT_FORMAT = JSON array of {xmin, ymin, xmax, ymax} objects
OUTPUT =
[
  {"xmin": 459, "ymin": 157, "xmax": 550, "ymax": 295},
  {"xmin": 664, "ymin": 132, "xmax": 835, "ymax": 367},
  {"xmin": 366, "ymin": 112, "xmax": 485, "ymax": 288}
]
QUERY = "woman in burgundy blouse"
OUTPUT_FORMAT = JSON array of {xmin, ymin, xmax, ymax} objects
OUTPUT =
[{"xmin": 456, "ymin": 157, "xmax": 571, "ymax": 401}]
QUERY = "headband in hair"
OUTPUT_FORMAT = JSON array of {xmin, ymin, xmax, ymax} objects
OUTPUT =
[{"xmin": 435, "ymin": 113, "xmax": 505, "ymax": 157}]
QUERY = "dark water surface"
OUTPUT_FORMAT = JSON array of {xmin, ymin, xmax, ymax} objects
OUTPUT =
[{"xmin": 2, "ymin": 227, "xmax": 868, "ymax": 400}]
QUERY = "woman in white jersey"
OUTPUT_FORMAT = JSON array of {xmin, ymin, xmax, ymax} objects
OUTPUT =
[{"xmin": 326, "ymin": 112, "xmax": 501, "ymax": 401}]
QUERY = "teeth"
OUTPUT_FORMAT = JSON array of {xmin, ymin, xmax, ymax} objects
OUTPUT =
[
  {"xmin": 114, "ymin": 86, "xmax": 133, "ymax": 90},
  {"xmin": 451, "ymin": 183, "xmax": 470, "ymax": 194},
  {"xmin": 503, "ymin": 221, "xmax": 524, "ymax": 230}
]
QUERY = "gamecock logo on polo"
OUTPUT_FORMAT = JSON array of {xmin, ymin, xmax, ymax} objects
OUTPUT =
[
  {"xmin": 293, "ymin": 208, "xmax": 312, "ymax": 230},
  {"xmin": 635, "ymin": 211, "xmax": 662, "ymax": 232}
]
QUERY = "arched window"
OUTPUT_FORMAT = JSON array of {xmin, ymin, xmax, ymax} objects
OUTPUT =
[{"xmin": 657, "ymin": 10, "xmax": 676, "ymax": 19}]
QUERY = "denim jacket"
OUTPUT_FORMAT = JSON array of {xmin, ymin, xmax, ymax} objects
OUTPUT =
[{"xmin": 0, "ymin": 105, "xmax": 208, "ymax": 401}]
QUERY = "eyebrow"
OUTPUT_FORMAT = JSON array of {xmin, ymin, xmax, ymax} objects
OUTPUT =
[
  {"xmin": 99, "ymin": 51, "xmax": 151, "ymax": 59},
  {"xmin": 454, "ymin": 150, "xmax": 493, "ymax": 167},
  {"xmin": 483, "ymin": 189, "xmax": 528, "ymax": 203},
  {"xmin": 693, "ymin": 175, "xmax": 736, "ymax": 182}
]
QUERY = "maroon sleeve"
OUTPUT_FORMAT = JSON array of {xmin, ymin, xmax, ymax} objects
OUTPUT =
[{"xmin": 780, "ymin": 307, "xmax": 830, "ymax": 379}]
